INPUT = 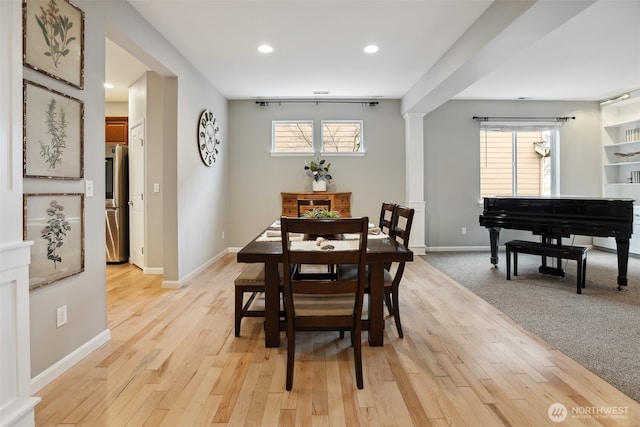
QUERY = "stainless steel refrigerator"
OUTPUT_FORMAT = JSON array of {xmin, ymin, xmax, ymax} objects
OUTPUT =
[{"xmin": 105, "ymin": 143, "xmax": 129, "ymax": 263}]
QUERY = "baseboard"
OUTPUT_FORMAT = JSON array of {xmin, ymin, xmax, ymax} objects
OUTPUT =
[
  {"xmin": 409, "ymin": 245, "xmax": 426, "ymax": 255},
  {"xmin": 426, "ymin": 246, "xmax": 490, "ymax": 252},
  {"xmin": 31, "ymin": 329, "xmax": 111, "ymax": 394},
  {"xmin": 165, "ymin": 248, "xmax": 230, "ymax": 289},
  {"xmin": 143, "ymin": 267, "xmax": 164, "ymax": 275}
]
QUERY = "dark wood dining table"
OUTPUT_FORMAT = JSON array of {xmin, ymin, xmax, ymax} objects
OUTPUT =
[{"xmin": 236, "ymin": 221, "xmax": 414, "ymax": 347}]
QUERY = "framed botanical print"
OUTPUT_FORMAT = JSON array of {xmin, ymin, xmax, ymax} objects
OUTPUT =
[
  {"xmin": 23, "ymin": 79, "xmax": 84, "ymax": 179},
  {"xmin": 23, "ymin": 0, "xmax": 85, "ymax": 89},
  {"xmin": 24, "ymin": 193, "xmax": 85, "ymax": 290}
]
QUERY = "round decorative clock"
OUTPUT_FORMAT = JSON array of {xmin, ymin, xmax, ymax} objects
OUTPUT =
[{"xmin": 197, "ymin": 109, "xmax": 220, "ymax": 166}]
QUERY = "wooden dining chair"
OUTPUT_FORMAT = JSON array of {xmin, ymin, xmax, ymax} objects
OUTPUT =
[
  {"xmin": 280, "ymin": 216, "xmax": 369, "ymax": 390},
  {"xmin": 381, "ymin": 205, "xmax": 414, "ymax": 338},
  {"xmin": 297, "ymin": 198, "xmax": 331, "ymax": 217},
  {"xmin": 379, "ymin": 201, "xmax": 397, "ymax": 236}
]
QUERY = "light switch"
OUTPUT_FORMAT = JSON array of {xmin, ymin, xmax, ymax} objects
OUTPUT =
[
  {"xmin": 153, "ymin": 183, "xmax": 160, "ymax": 193},
  {"xmin": 85, "ymin": 180, "xmax": 94, "ymax": 197}
]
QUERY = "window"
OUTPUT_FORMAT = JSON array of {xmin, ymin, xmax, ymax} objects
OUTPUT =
[
  {"xmin": 321, "ymin": 121, "xmax": 363, "ymax": 153},
  {"xmin": 479, "ymin": 124, "xmax": 559, "ymax": 198},
  {"xmin": 272, "ymin": 121, "xmax": 313, "ymax": 153}
]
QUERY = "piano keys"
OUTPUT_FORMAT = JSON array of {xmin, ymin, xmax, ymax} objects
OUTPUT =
[{"xmin": 478, "ymin": 196, "xmax": 634, "ymax": 289}]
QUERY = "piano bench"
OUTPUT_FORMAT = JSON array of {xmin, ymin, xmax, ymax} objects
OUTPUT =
[{"xmin": 504, "ymin": 240, "xmax": 588, "ymax": 294}]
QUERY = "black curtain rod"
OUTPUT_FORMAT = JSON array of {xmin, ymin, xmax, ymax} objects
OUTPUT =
[
  {"xmin": 473, "ymin": 116, "xmax": 575, "ymax": 122},
  {"xmin": 256, "ymin": 99, "xmax": 379, "ymax": 107}
]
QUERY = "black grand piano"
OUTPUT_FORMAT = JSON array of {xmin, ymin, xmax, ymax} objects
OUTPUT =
[{"xmin": 478, "ymin": 197, "xmax": 634, "ymax": 288}]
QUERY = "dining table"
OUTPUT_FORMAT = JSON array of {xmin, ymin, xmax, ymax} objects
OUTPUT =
[{"xmin": 236, "ymin": 219, "xmax": 414, "ymax": 347}]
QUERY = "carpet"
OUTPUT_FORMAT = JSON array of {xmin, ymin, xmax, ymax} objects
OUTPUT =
[{"xmin": 422, "ymin": 248, "xmax": 640, "ymax": 402}]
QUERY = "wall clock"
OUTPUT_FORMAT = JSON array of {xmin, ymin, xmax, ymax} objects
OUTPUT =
[{"xmin": 198, "ymin": 109, "xmax": 220, "ymax": 166}]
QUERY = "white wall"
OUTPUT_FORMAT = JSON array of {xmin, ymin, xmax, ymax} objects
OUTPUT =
[
  {"xmin": 227, "ymin": 100, "xmax": 406, "ymax": 247},
  {"xmin": 105, "ymin": 102, "xmax": 127, "ymax": 116},
  {"xmin": 423, "ymin": 99, "xmax": 601, "ymax": 248}
]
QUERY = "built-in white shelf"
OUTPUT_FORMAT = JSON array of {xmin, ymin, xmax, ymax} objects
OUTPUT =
[{"xmin": 598, "ymin": 89, "xmax": 640, "ymax": 254}]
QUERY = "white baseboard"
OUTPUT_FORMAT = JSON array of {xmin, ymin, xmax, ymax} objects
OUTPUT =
[
  {"xmin": 31, "ymin": 329, "xmax": 111, "ymax": 394},
  {"xmin": 143, "ymin": 267, "xmax": 164, "ymax": 275},
  {"xmin": 426, "ymin": 246, "xmax": 490, "ymax": 252},
  {"xmin": 166, "ymin": 249, "xmax": 230, "ymax": 289}
]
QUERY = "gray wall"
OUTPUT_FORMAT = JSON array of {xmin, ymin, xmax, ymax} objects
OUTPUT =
[
  {"xmin": 227, "ymin": 100, "xmax": 406, "ymax": 247},
  {"xmin": 424, "ymin": 99, "xmax": 602, "ymax": 248},
  {"xmin": 25, "ymin": 0, "xmax": 228, "ymax": 377}
]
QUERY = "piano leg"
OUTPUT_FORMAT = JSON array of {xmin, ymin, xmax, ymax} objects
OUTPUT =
[
  {"xmin": 615, "ymin": 237, "xmax": 630, "ymax": 289},
  {"xmin": 488, "ymin": 228, "xmax": 501, "ymax": 267}
]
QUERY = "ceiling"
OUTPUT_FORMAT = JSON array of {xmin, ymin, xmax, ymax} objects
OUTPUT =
[{"xmin": 105, "ymin": 0, "xmax": 640, "ymax": 112}]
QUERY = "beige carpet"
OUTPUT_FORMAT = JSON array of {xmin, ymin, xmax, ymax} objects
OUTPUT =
[{"xmin": 422, "ymin": 248, "xmax": 640, "ymax": 403}]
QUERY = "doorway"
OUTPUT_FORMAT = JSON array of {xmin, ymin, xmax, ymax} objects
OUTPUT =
[{"xmin": 104, "ymin": 34, "xmax": 177, "ymax": 278}]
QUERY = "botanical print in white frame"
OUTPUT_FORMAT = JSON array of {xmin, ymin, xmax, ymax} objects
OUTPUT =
[
  {"xmin": 23, "ymin": 79, "xmax": 84, "ymax": 179},
  {"xmin": 24, "ymin": 193, "xmax": 85, "ymax": 290},
  {"xmin": 23, "ymin": 0, "xmax": 85, "ymax": 89}
]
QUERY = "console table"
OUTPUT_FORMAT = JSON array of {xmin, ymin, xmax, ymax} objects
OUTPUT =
[{"xmin": 281, "ymin": 192, "xmax": 351, "ymax": 217}]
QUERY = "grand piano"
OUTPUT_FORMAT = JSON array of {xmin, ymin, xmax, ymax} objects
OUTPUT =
[{"xmin": 478, "ymin": 196, "xmax": 634, "ymax": 289}]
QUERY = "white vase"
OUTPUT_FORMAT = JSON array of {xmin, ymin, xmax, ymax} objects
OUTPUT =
[{"xmin": 312, "ymin": 180, "xmax": 327, "ymax": 192}]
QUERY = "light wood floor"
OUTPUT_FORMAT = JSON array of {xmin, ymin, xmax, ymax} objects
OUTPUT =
[{"xmin": 35, "ymin": 254, "xmax": 640, "ymax": 426}]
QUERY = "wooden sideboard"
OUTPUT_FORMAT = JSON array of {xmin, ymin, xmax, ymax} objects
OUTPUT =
[{"xmin": 281, "ymin": 192, "xmax": 351, "ymax": 217}]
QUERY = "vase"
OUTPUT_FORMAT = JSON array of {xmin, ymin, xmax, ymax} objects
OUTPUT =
[{"xmin": 312, "ymin": 180, "xmax": 327, "ymax": 192}]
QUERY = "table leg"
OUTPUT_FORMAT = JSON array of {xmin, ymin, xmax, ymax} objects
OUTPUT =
[
  {"xmin": 264, "ymin": 262, "xmax": 281, "ymax": 348},
  {"xmin": 368, "ymin": 263, "xmax": 384, "ymax": 346}
]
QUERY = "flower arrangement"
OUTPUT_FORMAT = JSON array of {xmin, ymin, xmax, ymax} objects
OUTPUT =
[
  {"xmin": 301, "ymin": 208, "xmax": 340, "ymax": 219},
  {"xmin": 304, "ymin": 155, "xmax": 332, "ymax": 182}
]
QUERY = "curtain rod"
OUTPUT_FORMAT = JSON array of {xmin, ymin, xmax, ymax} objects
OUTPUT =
[
  {"xmin": 473, "ymin": 116, "xmax": 575, "ymax": 122},
  {"xmin": 255, "ymin": 99, "xmax": 379, "ymax": 107}
]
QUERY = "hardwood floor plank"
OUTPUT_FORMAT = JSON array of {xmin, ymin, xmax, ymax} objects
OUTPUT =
[{"xmin": 33, "ymin": 255, "xmax": 640, "ymax": 426}]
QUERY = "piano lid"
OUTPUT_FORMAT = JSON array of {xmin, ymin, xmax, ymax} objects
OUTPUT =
[{"xmin": 481, "ymin": 196, "xmax": 634, "ymax": 216}]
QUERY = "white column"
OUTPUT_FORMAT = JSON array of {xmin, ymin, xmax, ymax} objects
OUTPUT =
[{"xmin": 403, "ymin": 113, "xmax": 426, "ymax": 255}]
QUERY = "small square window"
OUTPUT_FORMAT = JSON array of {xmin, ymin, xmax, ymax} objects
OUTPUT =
[
  {"xmin": 272, "ymin": 121, "xmax": 314, "ymax": 153},
  {"xmin": 321, "ymin": 121, "xmax": 363, "ymax": 153}
]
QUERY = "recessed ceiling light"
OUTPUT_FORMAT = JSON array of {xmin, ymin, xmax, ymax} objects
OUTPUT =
[
  {"xmin": 364, "ymin": 45, "xmax": 379, "ymax": 54},
  {"xmin": 258, "ymin": 44, "xmax": 273, "ymax": 54},
  {"xmin": 104, "ymin": 83, "xmax": 114, "ymax": 89}
]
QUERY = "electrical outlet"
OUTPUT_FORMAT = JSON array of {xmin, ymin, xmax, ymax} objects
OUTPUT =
[
  {"xmin": 222, "ymin": 231, "xmax": 225, "ymax": 240},
  {"xmin": 56, "ymin": 305, "xmax": 68, "ymax": 327},
  {"xmin": 461, "ymin": 227, "xmax": 467, "ymax": 235}
]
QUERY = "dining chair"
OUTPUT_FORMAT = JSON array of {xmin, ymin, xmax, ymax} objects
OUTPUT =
[
  {"xmin": 379, "ymin": 201, "xmax": 397, "ymax": 236},
  {"xmin": 378, "ymin": 201, "xmax": 397, "ymax": 271},
  {"xmin": 280, "ymin": 216, "xmax": 369, "ymax": 390},
  {"xmin": 234, "ymin": 263, "xmax": 284, "ymax": 337},
  {"xmin": 381, "ymin": 205, "xmax": 414, "ymax": 338},
  {"xmin": 297, "ymin": 198, "xmax": 331, "ymax": 217}
]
